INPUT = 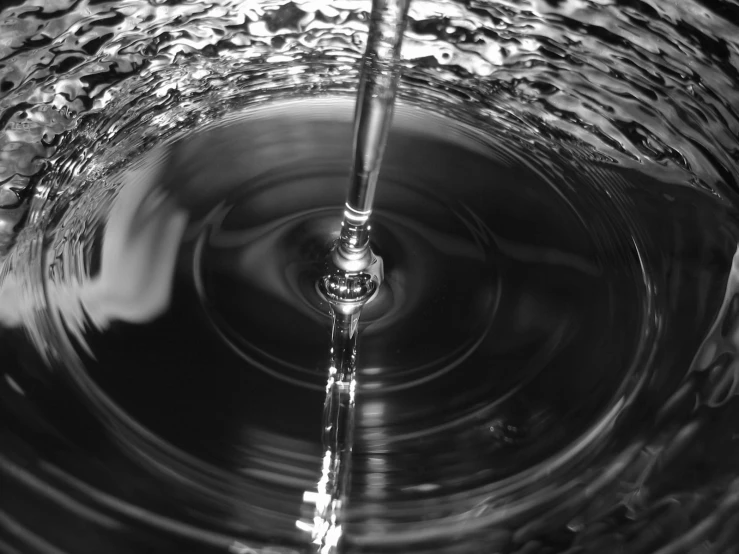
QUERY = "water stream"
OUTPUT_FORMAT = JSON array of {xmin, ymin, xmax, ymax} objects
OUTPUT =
[{"xmin": 311, "ymin": 0, "xmax": 408, "ymax": 550}]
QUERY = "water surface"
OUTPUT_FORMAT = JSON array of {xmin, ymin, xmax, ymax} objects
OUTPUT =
[{"xmin": 2, "ymin": 1, "xmax": 739, "ymax": 553}]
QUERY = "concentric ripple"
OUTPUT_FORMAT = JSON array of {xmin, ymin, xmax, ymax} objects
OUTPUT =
[{"xmin": 2, "ymin": 1, "xmax": 739, "ymax": 553}]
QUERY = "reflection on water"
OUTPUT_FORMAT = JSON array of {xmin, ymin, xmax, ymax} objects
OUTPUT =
[{"xmin": 2, "ymin": 0, "xmax": 739, "ymax": 553}]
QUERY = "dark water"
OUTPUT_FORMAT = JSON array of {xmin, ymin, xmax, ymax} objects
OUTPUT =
[{"xmin": 2, "ymin": 1, "xmax": 739, "ymax": 553}]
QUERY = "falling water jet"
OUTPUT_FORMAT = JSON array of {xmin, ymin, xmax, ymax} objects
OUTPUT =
[
  {"xmin": 309, "ymin": 0, "xmax": 411, "ymax": 551},
  {"xmin": 330, "ymin": 0, "xmax": 411, "ymax": 279}
]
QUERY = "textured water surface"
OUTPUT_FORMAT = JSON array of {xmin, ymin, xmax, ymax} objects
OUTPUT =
[{"xmin": 2, "ymin": 1, "xmax": 739, "ymax": 553}]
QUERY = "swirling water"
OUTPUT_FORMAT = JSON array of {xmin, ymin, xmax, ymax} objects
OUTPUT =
[{"xmin": 2, "ymin": 1, "xmax": 739, "ymax": 553}]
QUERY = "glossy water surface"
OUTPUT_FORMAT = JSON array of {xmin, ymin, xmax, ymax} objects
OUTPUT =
[{"xmin": 2, "ymin": 1, "xmax": 739, "ymax": 553}]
